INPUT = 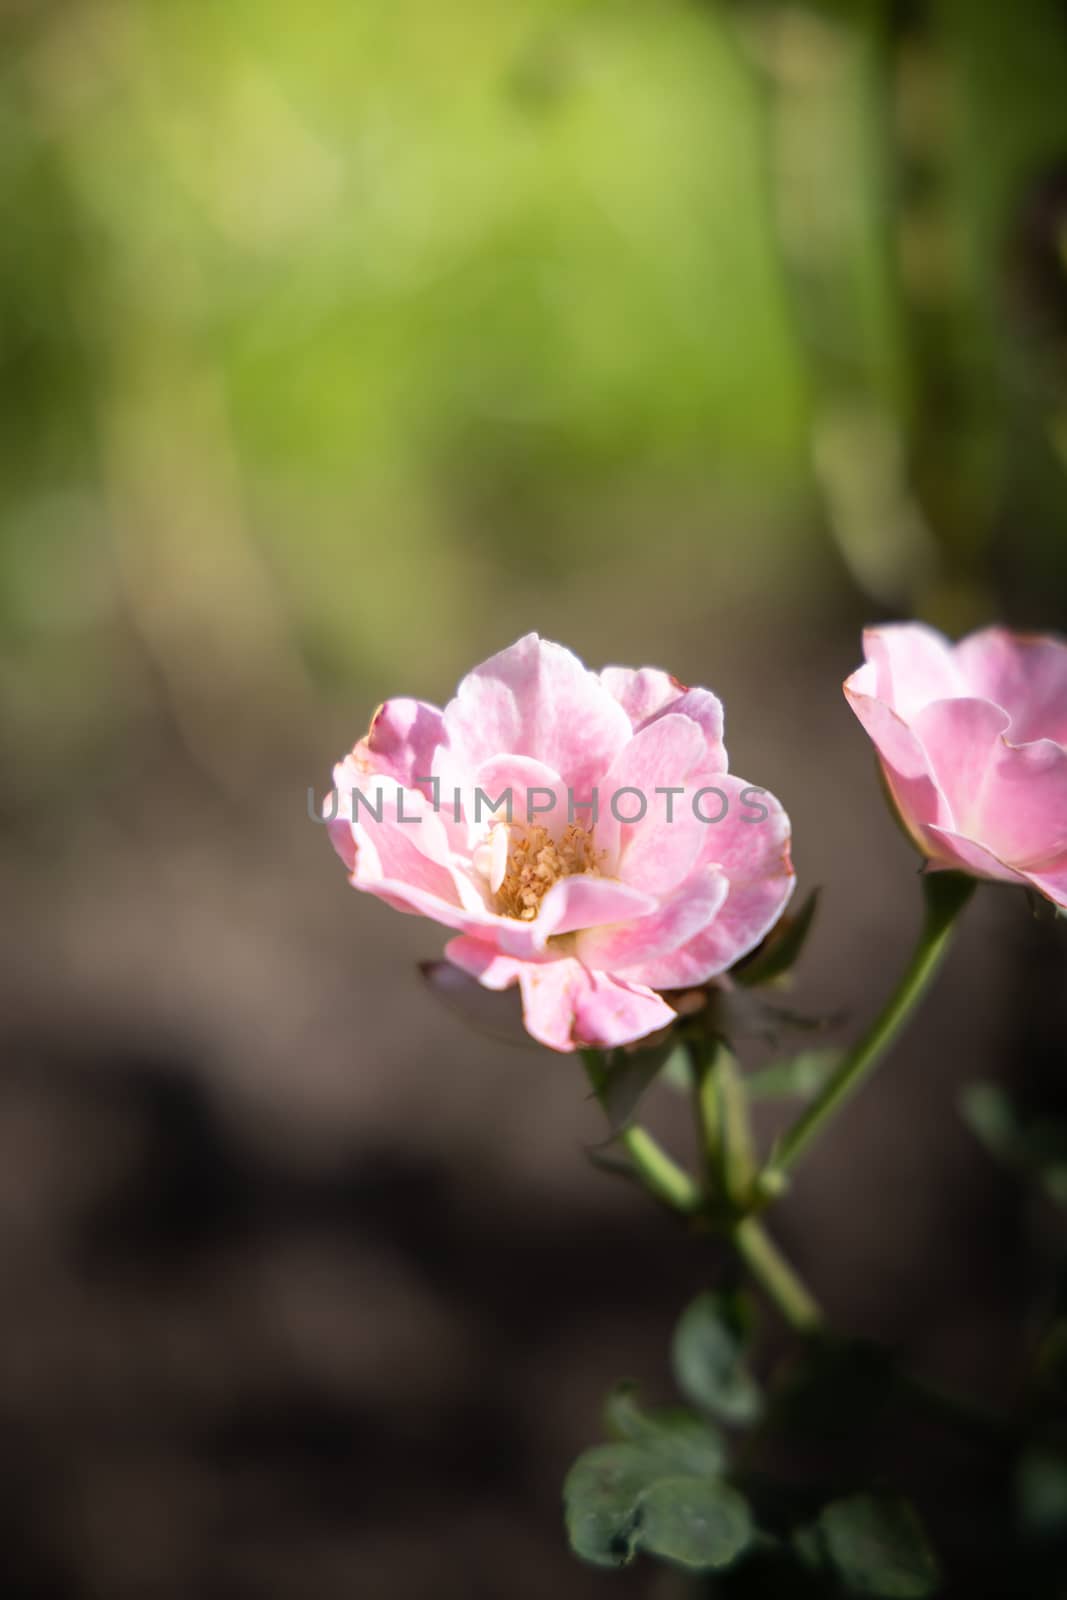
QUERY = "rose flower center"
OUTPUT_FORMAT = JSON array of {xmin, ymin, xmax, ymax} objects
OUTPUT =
[{"xmin": 493, "ymin": 821, "xmax": 601, "ymax": 921}]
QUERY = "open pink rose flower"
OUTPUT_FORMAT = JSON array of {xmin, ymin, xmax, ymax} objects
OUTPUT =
[
  {"xmin": 845, "ymin": 624, "xmax": 1067, "ymax": 907},
  {"xmin": 327, "ymin": 634, "xmax": 795, "ymax": 1051}
]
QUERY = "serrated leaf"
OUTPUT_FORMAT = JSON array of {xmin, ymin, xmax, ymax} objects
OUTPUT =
[
  {"xmin": 745, "ymin": 1048, "xmax": 843, "ymax": 1102},
  {"xmin": 595, "ymin": 1038, "xmax": 683, "ymax": 1136},
  {"xmin": 818, "ymin": 1494, "xmax": 940, "ymax": 1597},
  {"xmin": 562, "ymin": 1443, "xmax": 652, "ymax": 1567},
  {"xmin": 672, "ymin": 1292, "xmax": 763, "ymax": 1426},
  {"xmin": 604, "ymin": 1384, "xmax": 726, "ymax": 1475},
  {"xmin": 737, "ymin": 888, "xmax": 820, "ymax": 987},
  {"xmin": 703, "ymin": 983, "xmax": 838, "ymax": 1047},
  {"xmin": 637, "ymin": 1476, "xmax": 754, "ymax": 1572}
]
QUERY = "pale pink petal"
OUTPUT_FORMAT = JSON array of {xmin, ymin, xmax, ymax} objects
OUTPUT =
[
  {"xmin": 954, "ymin": 627, "xmax": 1067, "ymax": 745},
  {"xmin": 634, "ymin": 776, "xmax": 795, "ymax": 988},
  {"xmin": 973, "ymin": 738, "xmax": 1067, "ymax": 868},
  {"xmin": 335, "ymin": 761, "xmax": 455, "ymax": 869},
  {"xmin": 349, "ymin": 807, "xmax": 464, "ymax": 909},
  {"xmin": 863, "ymin": 623, "xmax": 962, "ymax": 720},
  {"xmin": 324, "ymin": 795, "xmax": 357, "ymax": 871},
  {"xmin": 597, "ymin": 713, "xmax": 710, "ymax": 892},
  {"xmin": 916, "ymin": 825, "xmax": 1028, "ymax": 887},
  {"xmin": 442, "ymin": 634, "xmax": 631, "ymax": 797},
  {"xmin": 468, "ymin": 754, "xmax": 569, "ymax": 841},
  {"xmin": 535, "ymin": 875, "xmax": 657, "ymax": 943},
  {"xmin": 517, "ymin": 958, "xmax": 676, "ymax": 1052},
  {"xmin": 1023, "ymin": 856, "xmax": 1067, "ymax": 909},
  {"xmin": 600, "ymin": 665, "xmax": 686, "ymax": 726},
  {"xmin": 912, "ymin": 698, "xmax": 1011, "ymax": 833},
  {"xmin": 350, "ymin": 698, "xmax": 447, "ymax": 797},
  {"xmin": 914, "ymin": 701, "xmax": 1067, "ymax": 868},
  {"xmin": 578, "ymin": 865, "xmax": 729, "ymax": 976},
  {"xmin": 443, "ymin": 935, "xmax": 529, "ymax": 990},
  {"xmin": 843, "ymin": 681, "xmax": 946, "ymax": 840},
  {"xmin": 352, "ymin": 862, "xmax": 556, "ymax": 961},
  {"xmin": 601, "ymin": 666, "xmax": 727, "ymax": 770}
]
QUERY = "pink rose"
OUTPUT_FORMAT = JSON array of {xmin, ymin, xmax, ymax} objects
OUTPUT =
[
  {"xmin": 327, "ymin": 634, "xmax": 795, "ymax": 1051},
  {"xmin": 845, "ymin": 623, "xmax": 1067, "ymax": 907}
]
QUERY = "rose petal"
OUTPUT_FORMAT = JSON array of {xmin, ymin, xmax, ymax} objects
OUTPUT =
[
  {"xmin": 597, "ymin": 712, "xmax": 710, "ymax": 892},
  {"xmin": 913, "ymin": 700, "xmax": 1067, "ymax": 867},
  {"xmin": 535, "ymin": 875, "xmax": 658, "ymax": 943},
  {"xmin": 468, "ymin": 754, "xmax": 570, "ymax": 843},
  {"xmin": 517, "ymin": 958, "xmax": 676, "ymax": 1052},
  {"xmin": 578, "ymin": 865, "xmax": 729, "ymax": 977},
  {"xmin": 843, "ymin": 682, "xmax": 946, "ymax": 841},
  {"xmin": 443, "ymin": 935, "xmax": 530, "ymax": 990},
  {"xmin": 1024, "ymin": 856, "xmax": 1067, "ymax": 909},
  {"xmin": 633, "ymin": 775, "xmax": 795, "ymax": 988},
  {"xmin": 916, "ymin": 825, "xmax": 1028, "ymax": 887},
  {"xmin": 863, "ymin": 623, "xmax": 963, "ymax": 719},
  {"xmin": 443, "ymin": 634, "xmax": 631, "ymax": 798},
  {"xmin": 351, "ymin": 698, "xmax": 447, "ymax": 796},
  {"xmin": 912, "ymin": 697, "xmax": 1011, "ymax": 832},
  {"xmin": 954, "ymin": 627, "xmax": 1067, "ymax": 745},
  {"xmin": 602, "ymin": 666, "xmax": 727, "ymax": 770}
]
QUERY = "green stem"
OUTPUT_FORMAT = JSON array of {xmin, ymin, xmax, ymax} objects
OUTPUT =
[
  {"xmin": 732, "ymin": 1216, "xmax": 825, "ymax": 1334},
  {"xmin": 716, "ymin": 1046, "xmax": 759, "ymax": 1210},
  {"xmin": 767, "ymin": 872, "xmax": 975, "ymax": 1181},
  {"xmin": 686, "ymin": 1035, "xmax": 720, "ymax": 1196},
  {"xmin": 622, "ymin": 1125, "xmax": 703, "ymax": 1213},
  {"xmin": 581, "ymin": 1051, "xmax": 702, "ymax": 1214}
]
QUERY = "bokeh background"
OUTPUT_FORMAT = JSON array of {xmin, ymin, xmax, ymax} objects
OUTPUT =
[{"xmin": 2, "ymin": 1, "xmax": 1066, "ymax": 1595}]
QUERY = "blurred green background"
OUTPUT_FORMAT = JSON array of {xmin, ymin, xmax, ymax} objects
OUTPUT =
[
  {"xmin": 4, "ymin": 0, "xmax": 1066, "ymax": 772},
  {"xmin": 1, "ymin": 2, "xmax": 1066, "ymax": 1597}
]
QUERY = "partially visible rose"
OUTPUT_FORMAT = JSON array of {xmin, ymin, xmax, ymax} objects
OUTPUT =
[
  {"xmin": 845, "ymin": 623, "xmax": 1067, "ymax": 907},
  {"xmin": 327, "ymin": 634, "xmax": 795, "ymax": 1052}
]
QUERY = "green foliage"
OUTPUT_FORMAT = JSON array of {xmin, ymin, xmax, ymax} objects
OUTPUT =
[
  {"xmin": 745, "ymin": 1048, "xmax": 844, "ymax": 1102},
  {"xmin": 563, "ymin": 1439, "xmax": 753, "ymax": 1573},
  {"xmin": 604, "ymin": 1383, "xmax": 726, "ymax": 1475},
  {"xmin": 671, "ymin": 1291, "xmax": 763, "ymax": 1427},
  {"xmin": 737, "ymin": 889, "xmax": 821, "ymax": 988},
  {"xmin": 805, "ymin": 1494, "xmax": 940, "ymax": 1598},
  {"xmin": 1017, "ymin": 1448, "xmax": 1067, "ymax": 1542},
  {"xmin": 636, "ymin": 1476, "xmax": 753, "ymax": 1571},
  {"xmin": 960, "ymin": 1081, "xmax": 1067, "ymax": 1205},
  {"xmin": 584, "ymin": 1039, "xmax": 686, "ymax": 1137}
]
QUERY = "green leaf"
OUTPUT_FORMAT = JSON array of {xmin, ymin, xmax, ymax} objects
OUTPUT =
[
  {"xmin": 1017, "ymin": 1447, "xmax": 1067, "ymax": 1539},
  {"xmin": 736, "ymin": 888, "xmax": 820, "ymax": 987},
  {"xmin": 595, "ymin": 1038, "xmax": 685, "ymax": 1136},
  {"xmin": 637, "ymin": 1476, "xmax": 753, "ymax": 1572},
  {"xmin": 662, "ymin": 1047, "xmax": 695, "ymax": 1094},
  {"xmin": 959, "ymin": 1081, "xmax": 1023, "ymax": 1163},
  {"xmin": 703, "ymin": 984, "xmax": 838, "ymax": 1046},
  {"xmin": 563, "ymin": 1437, "xmax": 754, "ymax": 1575},
  {"xmin": 604, "ymin": 1384, "xmax": 726, "ymax": 1475},
  {"xmin": 562, "ymin": 1443, "xmax": 652, "ymax": 1567},
  {"xmin": 745, "ymin": 1048, "xmax": 844, "ymax": 1102},
  {"xmin": 818, "ymin": 1494, "xmax": 940, "ymax": 1597},
  {"xmin": 960, "ymin": 1082, "xmax": 1067, "ymax": 1207},
  {"xmin": 672, "ymin": 1292, "xmax": 763, "ymax": 1426}
]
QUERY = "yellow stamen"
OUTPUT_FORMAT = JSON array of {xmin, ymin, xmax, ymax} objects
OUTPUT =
[{"xmin": 494, "ymin": 822, "xmax": 601, "ymax": 920}]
